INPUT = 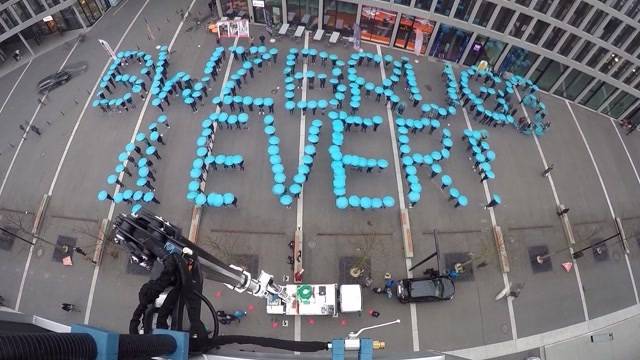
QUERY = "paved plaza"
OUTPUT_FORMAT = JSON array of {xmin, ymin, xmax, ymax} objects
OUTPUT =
[{"xmin": 1, "ymin": 1, "xmax": 640, "ymax": 359}]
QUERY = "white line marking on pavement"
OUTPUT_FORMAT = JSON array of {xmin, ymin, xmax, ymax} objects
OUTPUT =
[
  {"xmin": 516, "ymin": 91, "xmax": 589, "ymax": 321},
  {"xmin": 609, "ymin": 118, "xmax": 640, "ymax": 191},
  {"xmin": 293, "ymin": 31, "xmax": 309, "ymax": 348},
  {"xmin": 85, "ymin": 0, "xmax": 197, "ymax": 324},
  {"xmin": 12, "ymin": 41, "xmax": 80, "ymax": 312},
  {"xmin": 376, "ymin": 44, "xmax": 419, "ymax": 352},
  {"xmin": 112, "ymin": 0, "xmax": 131, "ymax": 16},
  {"xmin": 566, "ymin": 100, "xmax": 640, "ymax": 305},
  {"xmin": 0, "ymin": 58, "xmax": 32, "ymax": 117},
  {"xmin": 0, "ymin": 41, "xmax": 77, "ymax": 202},
  {"xmin": 462, "ymin": 108, "xmax": 517, "ymax": 341}
]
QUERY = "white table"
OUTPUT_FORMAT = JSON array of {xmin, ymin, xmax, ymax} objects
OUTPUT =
[
  {"xmin": 278, "ymin": 23, "xmax": 289, "ymax": 35},
  {"xmin": 294, "ymin": 25, "xmax": 305, "ymax": 38},
  {"xmin": 329, "ymin": 31, "xmax": 340, "ymax": 44},
  {"xmin": 313, "ymin": 29, "xmax": 324, "ymax": 40}
]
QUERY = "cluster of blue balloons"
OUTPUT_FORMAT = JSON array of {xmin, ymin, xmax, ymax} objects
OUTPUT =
[
  {"xmin": 263, "ymin": 113, "xmax": 322, "ymax": 207},
  {"xmin": 97, "ymin": 113, "xmax": 170, "ymax": 215},
  {"xmin": 93, "ymin": 50, "xmax": 154, "ymax": 112},
  {"xmin": 327, "ymin": 111, "xmax": 396, "ymax": 210},
  {"xmin": 186, "ymin": 111, "xmax": 239, "ymax": 208},
  {"xmin": 462, "ymin": 128, "xmax": 497, "ymax": 184}
]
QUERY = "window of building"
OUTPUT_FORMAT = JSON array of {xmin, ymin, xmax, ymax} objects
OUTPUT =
[
  {"xmin": 472, "ymin": 1, "xmax": 495, "ymax": 27},
  {"xmin": 613, "ymin": 25, "xmax": 635, "ymax": 48},
  {"xmin": 604, "ymin": 91, "xmax": 637, "ymax": 118},
  {"xmin": 491, "ymin": 7, "xmax": 514, "ymax": 33},
  {"xmin": 11, "ymin": 2, "xmax": 31, "ymax": 22},
  {"xmin": 454, "ymin": 0, "xmax": 477, "ymax": 22},
  {"xmin": 626, "ymin": 33, "xmax": 640, "ymax": 54},
  {"xmin": 569, "ymin": 2, "xmax": 592, "ymax": 28},
  {"xmin": 624, "ymin": 66, "xmax": 640, "ymax": 85},
  {"xmin": 530, "ymin": 58, "xmax": 567, "ymax": 91},
  {"xmin": 286, "ymin": 0, "xmax": 318, "ymax": 28},
  {"xmin": 498, "ymin": 46, "xmax": 538, "ymax": 76},
  {"xmin": 551, "ymin": 0, "xmax": 574, "ymax": 20},
  {"xmin": 514, "ymin": 0, "xmax": 531, "ymax": 6},
  {"xmin": 394, "ymin": 15, "xmax": 434, "ymax": 54},
  {"xmin": 360, "ymin": 6, "xmax": 397, "ymax": 45},
  {"xmin": 323, "ymin": 0, "xmax": 357, "ymax": 35},
  {"xmin": 558, "ymin": 33, "xmax": 579, "ymax": 56},
  {"xmin": 626, "ymin": 1, "xmax": 640, "ymax": 19},
  {"xmin": 583, "ymin": 9, "xmax": 607, "ymax": 34},
  {"xmin": 43, "ymin": 0, "xmax": 61, "ymax": 6},
  {"xmin": 611, "ymin": 0, "xmax": 626, "ymax": 11},
  {"xmin": 463, "ymin": 35, "xmax": 505, "ymax": 66},
  {"xmin": 533, "ymin": 0, "xmax": 552, "ymax": 14},
  {"xmin": 26, "ymin": 0, "xmax": 46, "ymax": 14},
  {"xmin": 573, "ymin": 40, "xmax": 595, "ymax": 62},
  {"xmin": 77, "ymin": 0, "xmax": 102, "ymax": 25},
  {"xmin": 254, "ymin": 0, "xmax": 283, "ymax": 25},
  {"xmin": 586, "ymin": 47, "xmax": 608, "ymax": 68},
  {"xmin": 599, "ymin": 17, "xmax": 622, "ymax": 41},
  {"xmin": 429, "ymin": 24, "xmax": 472, "ymax": 62},
  {"xmin": 434, "ymin": 0, "xmax": 455, "ymax": 16},
  {"xmin": 579, "ymin": 80, "xmax": 617, "ymax": 110},
  {"xmin": 612, "ymin": 60, "xmax": 633, "ymax": 80},
  {"xmin": 414, "ymin": 0, "xmax": 433, "ymax": 11},
  {"xmin": 542, "ymin": 27, "xmax": 565, "ymax": 51},
  {"xmin": 599, "ymin": 53, "xmax": 621, "ymax": 74},
  {"xmin": 553, "ymin": 69, "xmax": 594, "ymax": 100},
  {"xmin": 0, "ymin": 9, "xmax": 18, "ymax": 29},
  {"xmin": 510, "ymin": 13, "xmax": 532, "ymax": 39},
  {"xmin": 220, "ymin": 0, "xmax": 249, "ymax": 18},
  {"xmin": 526, "ymin": 20, "xmax": 548, "ymax": 44}
]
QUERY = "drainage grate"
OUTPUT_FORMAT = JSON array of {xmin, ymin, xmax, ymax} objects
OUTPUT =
[
  {"xmin": 528, "ymin": 245, "xmax": 552, "ymax": 273},
  {"xmin": 52, "ymin": 236, "xmax": 76, "ymax": 262},
  {"xmin": 339, "ymin": 256, "xmax": 371, "ymax": 285}
]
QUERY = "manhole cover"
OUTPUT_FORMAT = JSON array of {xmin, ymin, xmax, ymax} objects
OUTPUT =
[
  {"xmin": 528, "ymin": 245, "xmax": 552, "ymax": 273},
  {"xmin": 444, "ymin": 252, "xmax": 474, "ymax": 281},
  {"xmin": 339, "ymin": 256, "xmax": 370, "ymax": 285},
  {"xmin": 53, "ymin": 236, "xmax": 76, "ymax": 262}
]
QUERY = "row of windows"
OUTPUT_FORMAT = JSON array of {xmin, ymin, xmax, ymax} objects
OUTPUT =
[{"xmin": 0, "ymin": 0, "xmax": 64, "ymax": 33}]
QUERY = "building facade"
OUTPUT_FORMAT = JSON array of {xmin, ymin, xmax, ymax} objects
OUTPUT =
[
  {"xmin": 222, "ymin": 0, "xmax": 640, "ymax": 120},
  {"xmin": 0, "ymin": 0, "xmax": 106, "ymax": 61}
]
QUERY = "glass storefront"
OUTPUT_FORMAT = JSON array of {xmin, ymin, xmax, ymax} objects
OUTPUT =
[
  {"xmin": 254, "ymin": 0, "xmax": 283, "ymax": 25},
  {"xmin": 603, "ymin": 91, "xmax": 637, "ymax": 118},
  {"xmin": 568, "ymin": 1, "xmax": 592, "ymax": 28},
  {"xmin": 394, "ymin": 15, "xmax": 434, "ymax": 54},
  {"xmin": 573, "ymin": 40, "xmax": 595, "ymax": 62},
  {"xmin": 526, "ymin": 20, "xmax": 548, "ymax": 44},
  {"xmin": 463, "ymin": 36, "xmax": 505, "ymax": 67},
  {"xmin": 612, "ymin": 60, "xmax": 633, "ymax": 80},
  {"xmin": 220, "ymin": 0, "xmax": 249, "ymax": 18},
  {"xmin": 77, "ymin": 0, "xmax": 102, "ymax": 26},
  {"xmin": 551, "ymin": 0, "xmax": 574, "ymax": 20},
  {"xmin": 624, "ymin": 66, "xmax": 640, "ymax": 86},
  {"xmin": 26, "ymin": 0, "xmax": 47, "ymax": 14},
  {"xmin": 12, "ymin": 2, "xmax": 32, "ymax": 22},
  {"xmin": 360, "ymin": 6, "xmax": 397, "ymax": 45},
  {"xmin": 510, "ymin": 13, "xmax": 532, "ymax": 39},
  {"xmin": 323, "ymin": 0, "xmax": 356, "ymax": 35},
  {"xmin": 586, "ymin": 46, "xmax": 607, "ymax": 68},
  {"xmin": 558, "ymin": 34, "xmax": 579, "ymax": 57},
  {"xmin": 414, "ymin": 0, "xmax": 433, "ymax": 11},
  {"xmin": 472, "ymin": 1, "xmax": 495, "ymax": 28},
  {"xmin": 553, "ymin": 69, "xmax": 594, "ymax": 100},
  {"xmin": 599, "ymin": 54, "xmax": 620, "ymax": 74},
  {"xmin": 530, "ymin": 57, "xmax": 567, "ymax": 91},
  {"xmin": 492, "ymin": 7, "xmax": 514, "ymax": 33},
  {"xmin": 454, "ymin": 0, "xmax": 477, "ymax": 22},
  {"xmin": 286, "ymin": 0, "xmax": 319, "ymax": 28},
  {"xmin": 0, "ymin": 9, "xmax": 18, "ymax": 29},
  {"xmin": 429, "ymin": 24, "xmax": 472, "ymax": 62},
  {"xmin": 579, "ymin": 80, "xmax": 617, "ymax": 110},
  {"xmin": 434, "ymin": 0, "xmax": 455, "ymax": 16},
  {"xmin": 542, "ymin": 27, "xmax": 564, "ymax": 51},
  {"xmin": 498, "ymin": 46, "xmax": 538, "ymax": 76}
]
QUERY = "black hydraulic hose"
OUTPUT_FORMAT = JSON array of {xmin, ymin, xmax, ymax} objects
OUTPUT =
[
  {"xmin": 192, "ymin": 289, "xmax": 219, "ymax": 338},
  {"xmin": 0, "ymin": 333, "xmax": 97, "ymax": 360},
  {"xmin": 201, "ymin": 335, "xmax": 328, "ymax": 353},
  {"xmin": 118, "ymin": 334, "xmax": 176, "ymax": 359}
]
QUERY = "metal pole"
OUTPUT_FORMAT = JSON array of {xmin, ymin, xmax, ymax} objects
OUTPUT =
[{"xmin": 572, "ymin": 232, "xmax": 621, "ymax": 259}]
